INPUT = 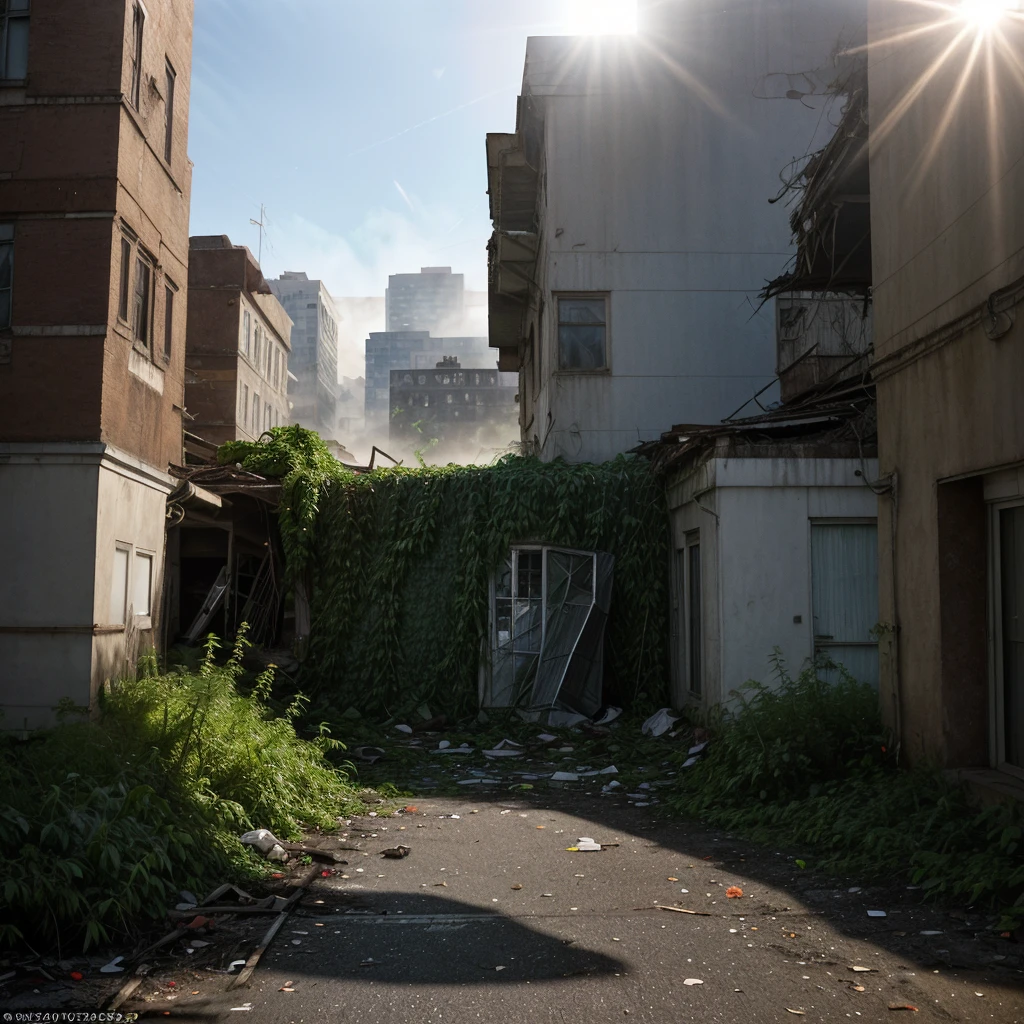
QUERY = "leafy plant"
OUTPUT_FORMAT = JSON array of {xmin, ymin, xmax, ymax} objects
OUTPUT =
[
  {"xmin": 218, "ymin": 424, "xmax": 351, "ymax": 577},
  {"xmin": 304, "ymin": 453, "xmax": 670, "ymax": 719},
  {"xmin": 668, "ymin": 653, "xmax": 1024, "ymax": 924},
  {"xmin": 0, "ymin": 629, "xmax": 361, "ymax": 952}
]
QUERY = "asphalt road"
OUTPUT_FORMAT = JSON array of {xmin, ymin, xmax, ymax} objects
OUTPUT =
[{"xmin": 148, "ymin": 794, "xmax": 1024, "ymax": 1023}]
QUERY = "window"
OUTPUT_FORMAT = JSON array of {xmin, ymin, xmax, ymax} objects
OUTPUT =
[
  {"xmin": 253, "ymin": 324, "xmax": 262, "ymax": 369},
  {"xmin": 163, "ymin": 282, "xmax": 175, "ymax": 360},
  {"xmin": 488, "ymin": 546, "xmax": 612, "ymax": 714},
  {"xmin": 242, "ymin": 309, "xmax": 251, "ymax": 357},
  {"xmin": 0, "ymin": 0, "xmax": 30, "ymax": 80},
  {"xmin": 132, "ymin": 254, "xmax": 152, "ymax": 347},
  {"xmin": 557, "ymin": 295, "xmax": 607, "ymax": 371},
  {"xmin": 252, "ymin": 393, "xmax": 260, "ymax": 432},
  {"xmin": 129, "ymin": 2, "xmax": 144, "ymax": 109},
  {"xmin": 111, "ymin": 546, "xmax": 130, "ymax": 625},
  {"xmin": 163, "ymin": 60, "xmax": 175, "ymax": 162},
  {"xmin": 239, "ymin": 382, "xmax": 249, "ymax": 425},
  {"xmin": 686, "ymin": 533, "xmax": 702, "ymax": 695},
  {"xmin": 810, "ymin": 521, "xmax": 879, "ymax": 687},
  {"xmin": 118, "ymin": 237, "xmax": 132, "ymax": 321},
  {"xmin": 133, "ymin": 551, "xmax": 153, "ymax": 617},
  {"xmin": 0, "ymin": 223, "xmax": 12, "ymax": 330}
]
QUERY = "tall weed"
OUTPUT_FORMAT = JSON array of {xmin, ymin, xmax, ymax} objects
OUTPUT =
[
  {"xmin": 0, "ymin": 632, "xmax": 360, "ymax": 952},
  {"xmin": 670, "ymin": 654, "xmax": 1024, "ymax": 925}
]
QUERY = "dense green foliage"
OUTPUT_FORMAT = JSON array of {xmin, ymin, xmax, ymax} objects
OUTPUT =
[
  {"xmin": 306, "ymin": 454, "xmax": 669, "ymax": 718},
  {"xmin": 0, "ymin": 634, "xmax": 360, "ymax": 952},
  {"xmin": 669, "ymin": 656, "xmax": 1024, "ymax": 924},
  {"xmin": 218, "ymin": 424, "xmax": 351, "ymax": 576}
]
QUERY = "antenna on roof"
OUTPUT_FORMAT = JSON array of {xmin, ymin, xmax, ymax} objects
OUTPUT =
[{"xmin": 249, "ymin": 203, "xmax": 266, "ymax": 265}]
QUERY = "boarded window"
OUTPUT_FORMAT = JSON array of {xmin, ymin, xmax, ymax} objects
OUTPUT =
[
  {"xmin": 133, "ymin": 551, "xmax": 153, "ymax": 617},
  {"xmin": 111, "ymin": 546, "xmax": 130, "ymax": 625},
  {"xmin": 810, "ymin": 522, "xmax": 879, "ymax": 686}
]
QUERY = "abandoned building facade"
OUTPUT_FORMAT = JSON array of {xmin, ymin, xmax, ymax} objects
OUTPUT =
[
  {"xmin": 185, "ymin": 235, "xmax": 292, "ymax": 447},
  {"xmin": 486, "ymin": 0, "xmax": 867, "ymax": 464},
  {"xmin": 0, "ymin": 0, "xmax": 194, "ymax": 730}
]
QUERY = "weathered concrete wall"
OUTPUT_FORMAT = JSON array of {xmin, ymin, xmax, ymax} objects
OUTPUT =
[
  {"xmin": 668, "ymin": 455, "xmax": 878, "ymax": 707},
  {"xmin": 514, "ymin": 0, "xmax": 868, "ymax": 462},
  {"xmin": 0, "ymin": 444, "xmax": 171, "ymax": 731},
  {"xmin": 868, "ymin": 1, "xmax": 1024, "ymax": 766}
]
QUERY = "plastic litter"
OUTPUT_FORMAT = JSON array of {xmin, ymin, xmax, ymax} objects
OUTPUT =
[
  {"xmin": 438, "ymin": 740, "xmax": 451, "ymax": 750},
  {"xmin": 100, "ymin": 957, "xmax": 124, "ymax": 974},
  {"xmin": 867, "ymin": 910, "xmax": 887, "ymax": 918},
  {"xmin": 228, "ymin": 960, "xmax": 247, "ymax": 972},
  {"xmin": 592, "ymin": 705, "xmax": 623, "ymax": 726},
  {"xmin": 641, "ymin": 708, "xmax": 680, "ymax": 737},
  {"xmin": 395, "ymin": 723, "xmax": 414, "ymax": 734},
  {"xmin": 230, "ymin": 1003, "xmax": 253, "ymax": 1011},
  {"xmin": 683, "ymin": 978, "xmax": 703, "ymax": 986},
  {"xmin": 551, "ymin": 771, "xmax": 580, "ymax": 782}
]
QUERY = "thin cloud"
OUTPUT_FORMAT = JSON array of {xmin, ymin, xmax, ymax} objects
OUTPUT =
[{"xmin": 393, "ymin": 180, "xmax": 416, "ymax": 212}]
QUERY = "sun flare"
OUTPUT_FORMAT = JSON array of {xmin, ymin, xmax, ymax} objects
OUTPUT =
[
  {"xmin": 956, "ymin": 0, "xmax": 1022, "ymax": 30},
  {"xmin": 565, "ymin": 0, "xmax": 637, "ymax": 36}
]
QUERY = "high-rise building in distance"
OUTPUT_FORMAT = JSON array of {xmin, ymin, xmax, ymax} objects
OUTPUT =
[{"xmin": 385, "ymin": 267, "xmax": 464, "ymax": 334}]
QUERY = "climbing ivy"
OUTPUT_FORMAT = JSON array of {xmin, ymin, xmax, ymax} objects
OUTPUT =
[
  {"xmin": 305, "ymin": 454, "xmax": 670, "ymax": 719},
  {"xmin": 218, "ymin": 425, "xmax": 351, "ymax": 578}
]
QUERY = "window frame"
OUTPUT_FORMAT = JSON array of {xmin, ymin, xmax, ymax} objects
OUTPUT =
[
  {"xmin": 111, "ymin": 543, "xmax": 131, "ymax": 626},
  {"xmin": 0, "ymin": 222, "xmax": 13, "ymax": 331},
  {"xmin": 252, "ymin": 391, "xmax": 260, "ymax": 433},
  {"xmin": 163, "ymin": 279, "xmax": 176, "ymax": 362},
  {"xmin": 129, "ymin": 2, "xmax": 145, "ymax": 110},
  {"xmin": 0, "ymin": 0, "xmax": 30, "ymax": 82},
  {"xmin": 241, "ymin": 308, "xmax": 251, "ymax": 358},
  {"xmin": 132, "ymin": 549, "xmax": 154, "ymax": 621},
  {"xmin": 239, "ymin": 381, "xmax": 249, "ymax": 427},
  {"xmin": 117, "ymin": 235, "xmax": 133, "ymax": 323},
  {"xmin": 163, "ymin": 58, "xmax": 175, "ymax": 162},
  {"xmin": 554, "ymin": 292, "xmax": 609, "ymax": 373},
  {"xmin": 131, "ymin": 249, "xmax": 154, "ymax": 351},
  {"xmin": 684, "ymin": 531, "xmax": 702, "ymax": 696}
]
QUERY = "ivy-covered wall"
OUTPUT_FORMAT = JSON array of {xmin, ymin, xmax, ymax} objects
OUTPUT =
[{"xmin": 305, "ymin": 454, "xmax": 670, "ymax": 719}]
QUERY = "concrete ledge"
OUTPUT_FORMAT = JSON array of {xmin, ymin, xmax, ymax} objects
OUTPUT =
[{"xmin": 946, "ymin": 767, "xmax": 1024, "ymax": 805}]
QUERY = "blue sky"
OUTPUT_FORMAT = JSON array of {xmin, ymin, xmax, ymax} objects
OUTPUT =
[{"xmin": 188, "ymin": 0, "xmax": 634, "ymax": 313}]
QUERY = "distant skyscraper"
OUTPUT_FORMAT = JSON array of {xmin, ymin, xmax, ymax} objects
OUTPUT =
[
  {"xmin": 269, "ymin": 272, "xmax": 340, "ymax": 440},
  {"xmin": 385, "ymin": 267, "xmax": 464, "ymax": 333}
]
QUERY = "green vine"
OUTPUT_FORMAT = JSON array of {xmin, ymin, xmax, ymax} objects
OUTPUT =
[
  {"xmin": 305, "ymin": 454, "xmax": 670, "ymax": 719},
  {"xmin": 218, "ymin": 425, "xmax": 351, "ymax": 577}
]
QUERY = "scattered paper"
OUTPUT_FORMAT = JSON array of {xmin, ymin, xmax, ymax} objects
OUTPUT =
[
  {"xmin": 683, "ymin": 978, "xmax": 703, "ymax": 986},
  {"xmin": 867, "ymin": 910, "xmax": 887, "ymax": 918}
]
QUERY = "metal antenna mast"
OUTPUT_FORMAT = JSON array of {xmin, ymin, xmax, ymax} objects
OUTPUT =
[{"xmin": 249, "ymin": 204, "xmax": 266, "ymax": 264}]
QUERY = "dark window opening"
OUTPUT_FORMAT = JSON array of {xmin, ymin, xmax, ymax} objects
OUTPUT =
[
  {"xmin": 164, "ymin": 60, "xmax": 176, "ymax": 161},
  {"xmin": 163, "ymin": 284, "xmax": 175, "ymax": 360},
  {"xmin": 557, "ymin": 295, "xmax": 607, "ymax": 370},
  {"xmin": 132, "ymin": 255, "xmax": 152, "ymax": 347},
  {"xmin": 130, "ymin": 3, "xmax": 144, "ymax": 109},
  {"xmin": 0, "ymin": 0, "xmax": 30, "ymax": 81},
  {"xmin": 118, "ymin": 237, "xmax": 132, "ymax": 321}
]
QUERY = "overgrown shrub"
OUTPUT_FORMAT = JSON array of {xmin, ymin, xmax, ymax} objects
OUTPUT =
[
  {"xmin": 0, "ymin": 632, "xmax": 359, "ymax": 952},
  {"xmin": 670, "ymin": 655, "xmax": 1024, "ymax": 924}
]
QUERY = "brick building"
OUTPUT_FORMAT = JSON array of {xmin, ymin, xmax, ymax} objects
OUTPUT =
[
  {"xmin": 0, "ymin": 0, "xmax": 194, "ymax": 729},
  {"xmin": 389, "ymin": 357, "xmax": 518, "ymax": 446},
  {"xmin": 185, "ymin": 236, "xmax": 291, "ymax": 447}
]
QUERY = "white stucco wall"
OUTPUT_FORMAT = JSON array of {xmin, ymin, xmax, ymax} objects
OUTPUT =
[
  {"xmin": 0, "ymin": 444, "xmax": 171, "ymax": 731},
  {"xmin": 520, "ymin": 1, "xmax": 867, "ymax": 462},
  {"xmin": 668, "ymin": 455, "xmax": 878, "ymax": 707}
]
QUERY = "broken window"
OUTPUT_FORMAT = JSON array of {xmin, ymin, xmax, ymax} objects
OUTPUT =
[
  {"xmin": 557, "ymin": 295, "xmax": 607, "ymax": 371},
  {"xmin": 0, "ymin": 0, "xmax": 30, "ymax": 81},
  {"xmin": 487, "ymin": 546, "xmax": 614, "ymax": 722},
  {"xmin": 0, "ymin": 223, "xmax": 12, "ymax": 329},
  {"xmin": 129, "ymin": 2, "xmax": 144, "ymax": 109}
]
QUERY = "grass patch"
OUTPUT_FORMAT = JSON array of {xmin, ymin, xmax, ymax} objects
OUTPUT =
[
  {"xmin": 0, "ymin": 631, "xmax": 363, "ymax": 953},
  {"xmin": 667, "ymin": 654, "xmax": 1024, "ymax": 926}
]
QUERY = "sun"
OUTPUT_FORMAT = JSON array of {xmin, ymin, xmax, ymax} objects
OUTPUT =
[
  {"xmin": 565, "ymin": 0, "xmax": 637, "ymax": 36},
  {"xmin": 956, "ymin": 0, "xmax": 1023, "ymax": 30}
]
